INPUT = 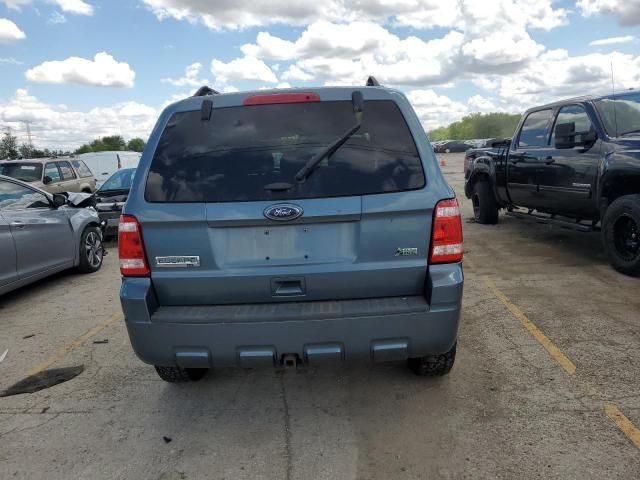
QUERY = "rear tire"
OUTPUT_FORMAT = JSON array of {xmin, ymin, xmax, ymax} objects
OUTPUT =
[
  {"xmin": 408, "ymin": 343, "xmax": 456, "ymax": 376},
  {"xmin": 472, "ymin": 180, "xmax": 499, "ymax": 224},
  {"xmin": 77, "ymin": 226, "xmax": 103, "ymax": 273},
  {"xmin": 154, "ymin": 366, "xmax": 209, "ymax": 383},
  {"xmin": 602, "ymin": 194, "xmax": 640, "ymax": 276}
]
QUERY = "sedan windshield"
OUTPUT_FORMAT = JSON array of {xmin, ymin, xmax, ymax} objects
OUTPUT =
[
  {"xmin": 0, "ymin": 163, "xmax": 43, "ymax": 182},
  {"xmin": 99, "ymin": 168, "xmax": 136, "ymax": 192},
  {"xmin": 594, "ymin": 92, "xmax": 640, "ymax": 137}
]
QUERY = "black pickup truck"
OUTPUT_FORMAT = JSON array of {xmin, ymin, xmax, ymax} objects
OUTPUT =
[{"xmin": 464, "ymin": 90, "xmax": 640, "ymax": 275}]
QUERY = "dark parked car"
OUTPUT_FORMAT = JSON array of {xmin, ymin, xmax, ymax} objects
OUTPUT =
[
  {"xmin": 119, "ymin": 81, "xmax": 464, "ymax": 382},
  {"xmin": 435, "ymin": 140, "xmax": 474, "ymax": 153},
  {"xmin": 464, "ymin": 91, "xmax": 640, "ymax": 275},
  {"xmin": 95, "ymin": 168, "xmax": 136, "ymax": 238}
]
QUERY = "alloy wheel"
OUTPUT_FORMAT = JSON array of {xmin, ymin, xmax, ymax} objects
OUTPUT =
[{"xmin": 85, "ymin": 231, "xmax": 103, "ymax": 268}]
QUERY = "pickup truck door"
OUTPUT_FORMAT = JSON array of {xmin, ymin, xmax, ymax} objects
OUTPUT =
[
  {"xmin": 0, "ymin": 211, "xmax": 17, "ymax": 288},
  {"xmin": 507, "ymin": 109, "xmax": 554, "ymax": 209},
  {"xmin": 537, "ymin": 104, "xmax": 601, "ymax": 218}
]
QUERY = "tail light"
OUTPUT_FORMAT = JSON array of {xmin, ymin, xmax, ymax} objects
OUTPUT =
[
  {"xmin": 117, "ymin": 154, "xmax": 122, "ymax": 169},
  {"xmin": 118, "ymin": 215, "xmax": 150, "ymax": 277},
  {"xmin": 430, "ymin": 198, "xmax": 463, "ymax": 264}
]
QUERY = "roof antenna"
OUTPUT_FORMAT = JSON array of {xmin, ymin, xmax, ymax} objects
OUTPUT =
[{"xmin": 610, "ymin": 61, "xmax": 619, "ymax": 137}]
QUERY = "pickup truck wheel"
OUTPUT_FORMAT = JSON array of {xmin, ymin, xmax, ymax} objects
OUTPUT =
[
  {"xmin": 154, "ymin": 366, "xmax": 208, "ymax": 383},
  {"xmin": 408, "ymin": 342, "xmax": 456, "ymax": 376},
  {"xmin": 603, "ymin": 195, "xmax": 640, "ymax": 276},
  {"xmin": 472, "ymin": 180, "xmax": 499, "ymax": 224}
]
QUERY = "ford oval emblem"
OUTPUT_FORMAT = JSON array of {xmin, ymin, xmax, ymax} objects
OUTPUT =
[{"xmin": 264, "ymin": 203, "xmax": 304, "ymax": 221}]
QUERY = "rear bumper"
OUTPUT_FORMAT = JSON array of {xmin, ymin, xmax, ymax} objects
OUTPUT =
[{"xmin": 120, "ymin": 263, "xmax": 463, "ymax": 368}]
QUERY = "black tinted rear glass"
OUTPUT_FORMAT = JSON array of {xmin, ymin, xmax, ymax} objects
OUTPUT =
[{"xmin": 146, "ymin": 100, "xmax": 424, "ymax": 202}]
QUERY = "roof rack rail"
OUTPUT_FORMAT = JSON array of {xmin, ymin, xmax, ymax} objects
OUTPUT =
[
  {"xmin": 366, "ymin": 76, "xmax": 381, "ymax": 87},
  {"xmin": 193, "ymin": 85, "xmax": 220, "ymax": 97}
]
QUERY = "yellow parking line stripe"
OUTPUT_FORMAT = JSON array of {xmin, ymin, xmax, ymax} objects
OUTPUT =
[
  {"xmin": 27, "ymin": 313, "xmax": 123, "ymax": 376},
  {"xmin": 482, "ymin": 276, "xmax": 577, "ymax": 376},
  {"xmin": 604, "ymin": 403, "xmax": 640, "ymax": 450}
]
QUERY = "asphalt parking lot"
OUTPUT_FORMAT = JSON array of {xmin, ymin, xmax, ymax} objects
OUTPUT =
[{"xmin": 1, "ymin": 153, "xmax": 639, "ymax": 479}]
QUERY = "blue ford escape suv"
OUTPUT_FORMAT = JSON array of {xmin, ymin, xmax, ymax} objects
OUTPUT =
[{"xmin": 119, "ymin": 79, "xmax": 464, "ymax": 382}]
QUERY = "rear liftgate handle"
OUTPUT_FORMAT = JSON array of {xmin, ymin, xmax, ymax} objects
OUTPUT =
[{"xmin": 271, "ymin": 278, "xmax": 306, "ymax": 297}]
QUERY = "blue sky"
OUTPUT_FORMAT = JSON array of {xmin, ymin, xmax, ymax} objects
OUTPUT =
[{"xmin": 0, "ymin": 0, "xmax": 639, "ymax": 149}]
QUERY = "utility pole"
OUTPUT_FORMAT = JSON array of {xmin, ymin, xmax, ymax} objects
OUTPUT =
[{"xmin": 24, "ymin": 121, "xmax": 33, "ymax": 149}]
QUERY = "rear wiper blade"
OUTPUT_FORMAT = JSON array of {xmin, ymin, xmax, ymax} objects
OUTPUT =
[
  {"xmin": 294, "ymin": 123, "xmax": 361, "ymax": 182},
  {"xmin": 294, "ymin": 90, "xmax": 365, "ymax": 183}
]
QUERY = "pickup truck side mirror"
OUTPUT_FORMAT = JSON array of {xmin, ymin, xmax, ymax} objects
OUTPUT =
[
  {"xmin": 43, "ymin": 175, "xmax": 53, "ymax": 185},
  {"xmin": 555, "ymin": 122, "xmax": 597, "ymax": 149}
]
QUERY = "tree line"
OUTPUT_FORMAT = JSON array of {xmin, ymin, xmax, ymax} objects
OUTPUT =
[
  {"xmin": 429, "ymin": 112, "xmax": 521, "ymax": 141},
  {"xmin": 74, "ymin": 135, "xmax": 146, "ymax": 154},
  {"xmin": 0, "ymin": 132, "xmax": 146, "ymax": 160}
]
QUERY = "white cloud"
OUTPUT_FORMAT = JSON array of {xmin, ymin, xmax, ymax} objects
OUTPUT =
[
  {"xmin": 242, "ymin": 17, "xmax": 543, "ymax": 88},
  {"xmin": 468, "ymin": 95, "xmax": 497, "ymax": 112},
  {"xmin": 276, "ymin": 82, "xmax": 292, "ymax": 89},
  {"xmin": 589, "ymin": 35, "xmax": 635, "ymax": 46},
  {"xmin": 211, "ymin": 56, "xmax": 278, "ymax": 87},
  {"xmin": 0, "ymin": 56, "xmax": 23, "ymax": 65},
  {"xmin": 578, "ymin": 0, "xmax": 640, "ymax": 26},
  {"xmin": 142, "ymin": 0, "xmax": 566, "ymax": 31},
  {"xmin": 162, "ymin": 62, "xmax": 208, "ymax": 87},
  {"xmin": 407, "ymin": 89, "xmax": 470, "ymax": 131},
  {"xmin": 160, "ymin": 91, "xmax": 191, "ymax": 109},
  {"xmin": 2, "ymin": 0, "xmax": 93, "ymax": 15},
  {"xmin": 494, "ymin": 50, "xmax": 640, "ymax": 111},
  {"xmin": 282, "ymin": 64, "xmax": 314, "ymax": 82},
  {"xmin": 55, "ymin": 0, "xmax": 92, "ymax": 15},
  {"xmin": 0, "ymin": 18, "xmax": 26, "ymax": 43},
  {"xmin": 47, "ymin": 11, "xmax": 66, "ymax": 24},
  {"xmin": 408, "ymin": 91, "xmax": 503, "ymax": 131},
  {"xmin": 0, "ymin": 89, "xmax": 156, "ymax": 149},
  {"xmin": 25, "ymin": 52, "xmax": 135, "ymax": 88}
]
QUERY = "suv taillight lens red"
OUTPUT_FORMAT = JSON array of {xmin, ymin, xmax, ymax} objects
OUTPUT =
[
  {"xmin": 430, "ymin": 199, "xmax": 463, "ymax": 264},
  {"xmin": 118, "ymin": 215, "xmax": 150, "ymax": 277}
]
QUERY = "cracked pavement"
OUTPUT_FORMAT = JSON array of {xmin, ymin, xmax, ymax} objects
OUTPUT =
[{"xmin": 0, "ymin": 153, "xmax": 639, "ymax": 479}]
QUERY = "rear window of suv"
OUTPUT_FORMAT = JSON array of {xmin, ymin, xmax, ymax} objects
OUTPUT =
[{"xmin": 145, "ymin": 100, "xmax": 425, "ymax": 203}]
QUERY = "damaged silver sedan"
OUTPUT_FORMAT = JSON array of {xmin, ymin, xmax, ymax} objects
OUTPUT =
[{"xmin": 0, "ymin": 174, "xmax": 104, "ymax": 296}]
